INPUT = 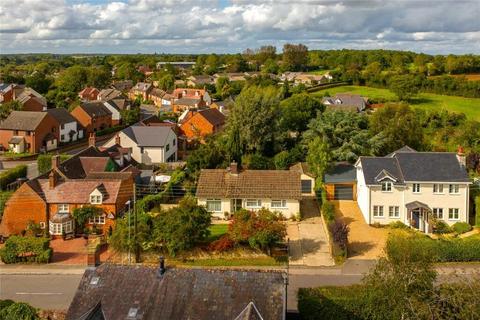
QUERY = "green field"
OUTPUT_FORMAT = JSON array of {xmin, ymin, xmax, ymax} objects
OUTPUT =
[
  {"xmin": 307, "ymin": 69, "xmax": 332, "ymax": 75},
  {"xmin": 311, "ymin": 85, "xmax": 480, "ymax": 120}
]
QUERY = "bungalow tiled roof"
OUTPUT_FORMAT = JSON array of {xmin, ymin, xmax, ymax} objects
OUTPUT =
[
  {"xmin": 196, "ymin": 168, "xmax": 302, "ymax": 200},
  {"xmin": 66, "ymin": 264, "xmax": 286, "ymax": 320}
]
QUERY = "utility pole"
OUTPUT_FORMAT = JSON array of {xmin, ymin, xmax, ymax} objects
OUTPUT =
[
  {"xmin": 134, "ymin": 184, "xmax": 139, "ymax": 263},
  {"xmin": 127, "ymin": 200, "xmax": 131, "ymax": 264}
]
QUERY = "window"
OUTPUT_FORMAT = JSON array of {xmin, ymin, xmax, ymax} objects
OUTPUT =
[
  {"xmin": 448, "ymin": 208, "xmax": 459, "ymax": 220},
  {"xmin": 388, "ymin": 206, "xmax": 400, "ymax": 218},
  {"xmin": 449, "ymin": 184, "xmax": 460, "ymax": 194},
  {"xmin": 61, "ymin": 134, "xmax": 65, "ymax": 141},
  {"xmin": 373, "ymin": 205, "xmax": 384, "ymax": 217},
  {"xmin": 140, "ymin": 147, "xmax": 144, "ymax": 154},
  {"xmin": 166, "ymin": 144, "xmax": 170, "ymax": 152},
  {"xmin": 89, "ymin": 215, "xmax": 105, "ymax": 225},
  {"xmin": 173, "ymin": 139, "xmax": 176, "ymax": 146},
  {"xmin": 271, "ymin": 200, "xmax": 287, "ymax": 208},
  {"xmin": 90, "ymin": 195, "xmax": 102, "ymax": 204},
  {"xmin": 301, "ymin": 180, "xmax": 312, "ymax": 194},
  {"xmin": 433, "ymin": 184, "xmax": 444, "ymax": 194},
  {"xmin": 433, "ymin": 208, "xmax": 444, "ymax": 219},
  {"xmin": 412, "ymin": 183, "xmax": 421, "ymax": 193},
  {"xmin": 245, "ymin": 199, "xmax": 262, "ymax": 208},
  {"xmin": 58, "ymin": 204, "xmax": 69, "ymax": 213},
  {"xmin": 49, "ymin": 220, "xmax": 73, "ymax": 235},
  {"xmin": 206, "ymin": 199, "xmax": 221, "ymax": 212},
  {"xmin": 61, "ymin": 124, "xmax": 65, "ymax": 130},
  {"xmin": 381, "ymin": 181, "xmax": 392, "ymax": 192}
]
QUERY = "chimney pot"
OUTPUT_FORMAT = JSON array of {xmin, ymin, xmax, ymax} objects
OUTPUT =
[
  {"xmin": 230, "ymin": 161, "xmax": 238, "ymax": 174},
  {"xmin": 457, "ymin": 146, "xmax": 466, "ymax": 167},
  {"xmin": 51, "ymin": 155, "xmax": 60, "ymax": 170},
  {"xmin": 49, "ymin": 171, "xmax": 56, "ymax": 189}
]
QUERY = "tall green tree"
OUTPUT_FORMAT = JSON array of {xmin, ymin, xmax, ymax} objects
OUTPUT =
[
  {"xmin": 306, "ymin": 137, "xmax": 332, "ymax": 188},
  {"xmin": 279, "ymin": 93, "xmax": 324, "ymax": 135},
  {"xmin": 282, "ymin": 43, "xmax": 309, "ymax": 71},
  {"xmin": 389, "ymin": 74, "xmax": 420, "ymax": 101}
]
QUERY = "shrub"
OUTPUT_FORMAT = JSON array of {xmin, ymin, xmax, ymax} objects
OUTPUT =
[
  {"xmin": 321, "ymin": 201, "xmax": 335, "ymax": 223},
  {"xmin": 72, "ymin": 206, "xmax": 104, "ymax": 233},
  {"xmin": 241, "ymin": 153, "xmax": 272, "ymax": 170},
  {"xmin": 208, "ymin": 235, "xmax": 235, "ymax": 252},
  {"xmin": 95, "ymin": 125, "xmax": 124, "ymax": 136},
  {"xmin": 452, "ymin": 222, "xmax": 472, "ymax": 234},
  {"xmin": 388, "ymin": 221, "xmax": 409, "ymax": 229},
  {"xmin": 475, "ymin": 195, "xmax": 480, "ymax": 228},
  {"xmin": 0, "ymin": 165, "xmax": 27, "ymax": 190},
  {"xmin": 37, "ymin": 154, "xmax": 71, "ymax": 175},
  {"xmin": 329, "ymin": 221, "xmax": 349, "ymax": 250},
  {"xmin": 0, "ymin": 236, "xmax": 52, "ymax": 264},
  {"xmin": 432, "ymin": 219, "xmax": 452, "ymax": 234},
  {"xmin": 0, "ymin": 300, "xmax": 14, "ymax": 312},
  {"xmin": 0, "ymin": 302, "xmax": 39, "ymax": 320}
]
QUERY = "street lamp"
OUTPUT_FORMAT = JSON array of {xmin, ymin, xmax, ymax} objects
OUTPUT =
[{"xmin": 125, "ymin": 200, "xmax": 131, "ymax": 264}]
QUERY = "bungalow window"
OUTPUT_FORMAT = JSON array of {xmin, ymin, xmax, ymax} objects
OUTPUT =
[
  {"xmin": 433, "ymin": 184, "xmax": 444, "ymax": 194},
  {"xmin": 412, "ymin": 184, "xmax": 421, "ymax": 193},
  {"xmin": 433, "ymin": 208, "xmax": 444, "ymax": 219},
  {"xmin": 373, "ymin": 206, "xmax": 384, "ymax": 217},
  {"xmin": 381, "ymin": 181, "xmax": 392, "ymax": 192},
  {"xmin": 448, "ymin": 208, "xmax": 459, "ymax": 220},
  {"xmin": 89, "ymin": 215, "xmax": 105, "ymax": 225},
  {"xmin": 58, "ymin": 204, "xmax": 69, "ymax": 213},
  {"xmin": 388, "ymin": 206, "xmax": 399, "ymax": 218},
  {"xmin": 449, "ymin": 184, "xmax": 460, "ymax": 194},
  {"xmin": 271, "ymin": 200, "xmax": 287, "ymax": 209},
  {"xmin": 245, "ymin": 199, "xmax": 262, "ymax": 208},
  {"xmin": 206, "ymin": 199, "xmax": 222, "ymax": 212},
  {"xmin": 90, "ymin": 195, "xmax": 102, "ymax": 204}
]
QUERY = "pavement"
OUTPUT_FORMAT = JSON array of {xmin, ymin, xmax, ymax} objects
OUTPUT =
[{"xmin": 332, "ymin": 200, "xmax": 389, "ymax": 259}]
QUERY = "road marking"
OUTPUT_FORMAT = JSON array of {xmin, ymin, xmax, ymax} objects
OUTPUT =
[{"xmin": 16, "ymin": 292, "xmax": 63, "ymax": 295}]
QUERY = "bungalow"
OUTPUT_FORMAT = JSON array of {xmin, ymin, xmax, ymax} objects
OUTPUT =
[
  {"xmin": 0, "ymin": 111, "xmax": 59, "ymax": 153},
  {"xmin": 46, "ymin": 108, "xmax": 84, "ymax": 143},
  {"xmin": 355, "ymin": 146, "xmax": 471, "ymax": 233},
  {"xmin": 179, "ymin": 108, "xmax": 225, "ymax": 142},
  {"xmin": 103, "ymin": 125, "xmax": 177, "ymax": 165},
  {"xmin": 66, "ymin": 263, "xmax": 286, "ymax": 320},
  {"xmin": 186, "ymin": 75, "xmax": 215, "ymax": 87},
  {"xmin": 196, "ymin": 162, "xmax": 302, "ymax": 219},
  {"xmin": 322, "ymin": 93, "xmax": 368, "ymax": 112},
  {"xmin": 78, "ymin": 87, "xmax": 100, "ymax": 101},
  {"xmin": 71, "ymin": 102, "xmax": 112, "ymax": 134},
  {"xmin": 129, "ymin": 82, "xmax": 153, "ymax": 101}
]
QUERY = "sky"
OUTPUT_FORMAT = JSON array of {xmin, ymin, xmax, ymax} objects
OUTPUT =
[{"xmin": 0, "ymin": 0, "xmax": 479, "ymax": 55}]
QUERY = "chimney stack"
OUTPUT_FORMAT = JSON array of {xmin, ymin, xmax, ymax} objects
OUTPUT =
[
  {"xmin": 158, "ymin": 256, "xmax": 166, "ymax": 277},
  {"xmin": 230, "ymin": 161, "xmax": 239, "ymax": 175},
  {"xmin": 115, "ymin": 134, "xmax": 121, "ymax": 145},
  {"xmin": 89, "ymin": 133, "xmax": 96, "ymax": 147},
  {"xmin": 51, "ymin": 155, "xmax": 60, "ymax": 170},
  {"xmin": 457, "ymin": 146, "xmax": 466, "ymax": 167},
  {"xmin": 49, "ymin": 171, "xmax": 57, "ymax": 189}
]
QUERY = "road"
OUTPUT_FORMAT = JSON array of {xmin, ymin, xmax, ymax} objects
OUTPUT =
[{"xmin": 0, "ymin": 274, "xmax": 82, "ymax": 310}]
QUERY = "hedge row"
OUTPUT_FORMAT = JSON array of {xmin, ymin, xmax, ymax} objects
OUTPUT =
[
  {"xmin": 95, "ymin": 125, "xmax": 124, "ymax": 137},
  {"xmin": 476, "ymin": 195, "xmax": 480, "ymax": 228},
  {"xmin": 0, "ymin": 165, "xmax": 27, "ymax": 191},
  {"xmin": 0, "ymin": 236, "xmax": 52, "ymax": 264},
  {"xmin": 386, "ymin": 231, "xmax": 480, "ymax": 263}
]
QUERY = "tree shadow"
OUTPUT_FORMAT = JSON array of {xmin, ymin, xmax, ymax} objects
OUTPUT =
[
  {"xmin": 409, "ymin": 97, "xmax": 434, "ymax": 105},
  {"xmin": 347, "ymin": 241, "xmax": 376, "ymax": 258}
]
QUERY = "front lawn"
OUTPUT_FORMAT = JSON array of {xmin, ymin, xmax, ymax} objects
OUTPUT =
[
  {"xmin": 310, "ymin": 85, "xmax": 480, "ymax": 120},
  {"xmin": 206, "ymin": 224, "xmax": 229, "ymax": 242}
]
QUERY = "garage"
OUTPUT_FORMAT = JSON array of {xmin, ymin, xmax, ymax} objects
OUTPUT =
[{"xmin": 324, "ymin": 162, "xmax": 357, "ymax": 201}]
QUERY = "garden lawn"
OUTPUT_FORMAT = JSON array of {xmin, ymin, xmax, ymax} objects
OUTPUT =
[
  {"xmin": 307, "ymin": 69, "xmax": 332, "ymax": 75},
  {"xmin": 311, "ymin": 85, "xmax": 480, "ymax": 120},
  {"xmin": 206, "ymin": 224, "xmax": 229, "ymax": 242}
]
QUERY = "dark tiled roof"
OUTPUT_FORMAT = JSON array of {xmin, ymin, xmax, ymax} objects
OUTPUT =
[
  {"xmin": 358, "ymin": 146, "xmax": 470, "ymax": 184},
  {"xmin": 0, "ymin": 111, "xmax": 49, "ymax": 131},
  {"xmin": 122, "ymin": 126, "xmax": 174, "ymax": 147},
  {"xmin": 196, "ymin": 169, "xmax": 302, "ymax": 200},
  {"xmin": 98, "ymin": 88, "xmax": 123, "ymax": 101},
  {"xmin": 324, "ymin": 162, "xmax": 356, "ymax": 183},
  {"xmin": 79, "ymin": 102, "xmax": 112, "ymax": 118},
  {"xmin": 66, "ymin": 264, "xmax": 285, "ymax": 320},
  {"xmin": 198, "ymin": 108, "xmax": 225, "ymax": 126},
  {"xmin": 47, "ymin": 108, "xmax": 77, "ymax": 125}
]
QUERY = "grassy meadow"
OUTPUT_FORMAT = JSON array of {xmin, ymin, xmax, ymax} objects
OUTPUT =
[{"xmin": 311, "ymin": 85, "xmax": 480, "ymax": 120}]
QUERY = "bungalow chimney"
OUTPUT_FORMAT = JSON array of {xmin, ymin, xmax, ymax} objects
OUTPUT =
[
  {"xmin": 158, "ymin": 256, "xmax": 166, "ymax": 277},
  {"xmin": 51, "ymin": 155, "xmax": 60, "ymax": 170},
  {"xmin": 88, "ymin": 133, "xmax": 96, "ymax": 147},
  {"xmin": 457, "ymin": 146, "xmax": 466, "ymax": 167},
  {"xmin": 230, "ymin": 161, "xmax": 239, "ymax": 174},
  {"xmin": 49, "ymin": 171, "xmax": 57, "ymax": 189},
  {"xmin": 115, "ymin": 134, "xmax": 121, "ymax": 145}
]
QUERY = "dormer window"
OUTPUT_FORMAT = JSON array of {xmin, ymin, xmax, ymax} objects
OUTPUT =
[
  {"xmin": 90, "ymin": 195, "xmax": 102, "ymax": 204},
  {"xmin": 381, "ymin": 181, "xmax": 392, "ymax": 192}
]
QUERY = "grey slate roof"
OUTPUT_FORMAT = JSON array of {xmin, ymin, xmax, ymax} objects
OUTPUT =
[
  {"xmin": 0, "ymin": 111, "xmax": 49, "ymax": 131},
  {"xmin": 47, "ymin": 108, "xmax": 77, "ymax": 125},
  {"xmin": 358, "ymin": 147, "xmax": 470, "ymax": 185},
  {"xmin": 123, "ymin": 125, "xmax": 174, "ymax": 147},
  {"xmin": 66, "ymin": 264, "xmax": 286, "ymax": 320},
  {"xmin": 324, "ymin": 162, "xmax": 356, "ymax": 183},
  {"xmin": 80, "ymin": 102, "xmax": 112, "ymax": 118}
]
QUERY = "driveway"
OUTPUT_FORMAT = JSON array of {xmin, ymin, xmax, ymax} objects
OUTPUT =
[
  {"xmin": 288, "ymin": 198, "xmax": 334, "ymax": 266},
  {"xmin": 50, "ymin": 238, "xmax": 88, "ymax": 265},
  {"xmin": 332, "ymin": 200, "xmax": 389, "ymax": 260}
]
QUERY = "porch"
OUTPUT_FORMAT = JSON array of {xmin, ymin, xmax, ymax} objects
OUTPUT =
[{"xmin": 406, "ymin": 201, "xmax": 432, "ymax": 233}]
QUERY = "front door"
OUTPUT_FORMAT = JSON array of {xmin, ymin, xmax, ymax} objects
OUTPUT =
[
  {"xmin": 412, "ymin": 209, "xmax": 420, "ymax": 229},
  {"xmin": 231, "ymin": 199, "xmax": 242, "ymax": 213}
]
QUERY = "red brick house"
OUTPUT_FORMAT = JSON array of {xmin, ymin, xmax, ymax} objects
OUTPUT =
[
  {"xmin": 0, "ymin": 111, "xmax": 59, "ymax": 153},
  {"xmin": 0, "ymin": 84, "xmax": 47, "ymax": 111},
  {"xmin": 78, "ymin": 87, "xmax": 100, "ymax": 101},
  {"xmin": 128, "ymin": 82, "xmax": 153, "ymax": 101},
  {"xmin": 180, "ymin": 108, "xmax": 225, "ymax": 142},
  {"xmin": 71, "ymin": 102, "xmax": 112, "ymax": 134}
]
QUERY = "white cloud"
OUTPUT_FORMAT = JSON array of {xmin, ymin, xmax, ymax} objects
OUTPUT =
[{"xmin": 0, "ymin": 0, "xmax": 479, "ymax": 54}]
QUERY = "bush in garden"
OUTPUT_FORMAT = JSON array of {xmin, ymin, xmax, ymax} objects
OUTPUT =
[
  {"xmin": 0, "ymin": 301, "xmax": 39, "ymax": 320},
  {"xmin": 432, "ymin": 219, "xmax": 452, "ymax": 234},
  {"xmin": 37, "ymin": 154, "xmax": 70, "ymax": 175},
  {"xmin": 0, "ymin": 236, "xmax": 52, "ymax": 264},
  {"xmin": 452, "ymin": 222, "xmax": 472, "ymax": 234},
  {"xmin": 329, "ymin": 221, "xmax": 349, "ymax": 250},
  {"xmin": 208, "ymin": 235, "xmax": 235, "ymax": 252},
  {"xmin": 0, "ymin": 165, "xmax": 27, "ymax": 190},
  {"xmin": 321, "ymin": 201, "xmax": 335, "ymax": 223},
  {"xmin": 388, "ymin": 221, "xmax": 409, "ymax": 229}
]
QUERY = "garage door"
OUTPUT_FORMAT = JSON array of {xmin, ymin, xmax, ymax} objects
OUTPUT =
[{"xmin": 334, "ymin": 185, "xmax": 353, "ymax": 200}]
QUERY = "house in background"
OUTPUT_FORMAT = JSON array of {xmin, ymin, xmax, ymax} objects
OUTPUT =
[
  {"xmin": 179, "ymin": 108, "xmax": 225, "ymax": 142},
  {"xmin": 149, "ymin": 88, "xmax": 167, "ymax": 107},
  {"xmin": 196, "ymin": 162, "xmax": 302, "ymax": 219},
  {"xmin": 156, "ymin": 61, "xmax": 195, "ymax": 70},
  {"xmin": 97, "ymin": 88, "xmax": 124, "ymax": 101},
  {"xmin": 47, "ymin": 108, "xmax": 84, "ymax": 143},
  {"xmin": 0, "ymin": 111, "xmax": 58, "ymax": 153},
  {"xmin": 186, "ymin": 75, "xmax": 215, "ymax": 87},
  {"xmin": 78, "ymin": 87, "xmax": 100, "ymax": 101},
  {"xmin": 0, "ymin": 84, "xmax": 48, "ymax": 111},
  {"xmin": 322, "ymin": 93, "xmax": 368, "ymax": 112},
  {"xmin": 0, "ymin": 83, "xmax": 14, "ymax": 103},
  {"xmin": 172, "ymin": 88, "xmax": 211, "ymax": 106},
  {"xmin": 355, "ymin": 146, "xmax": 471, "ymax": 233},
  {"xmin": 129, "ymin": 82, "xmax": 153, "ymax": 101},
  {"xmin": 103, "ymin": 125, "xmax": 177, "ymax": 165},
  {"xmin": 172, "ymin": 98, "xmax": 206, "ymax": 113},
  {"xmin": 66, "ymin": 263, "xmax": 286, "ymax": 320},
  {"xmin": 102, "ymin": 99, "xmax": 131, "ymax": 125},
  {"xmin": 71, "ymin": 102, "xmax": 112, "ymax": 134}
]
